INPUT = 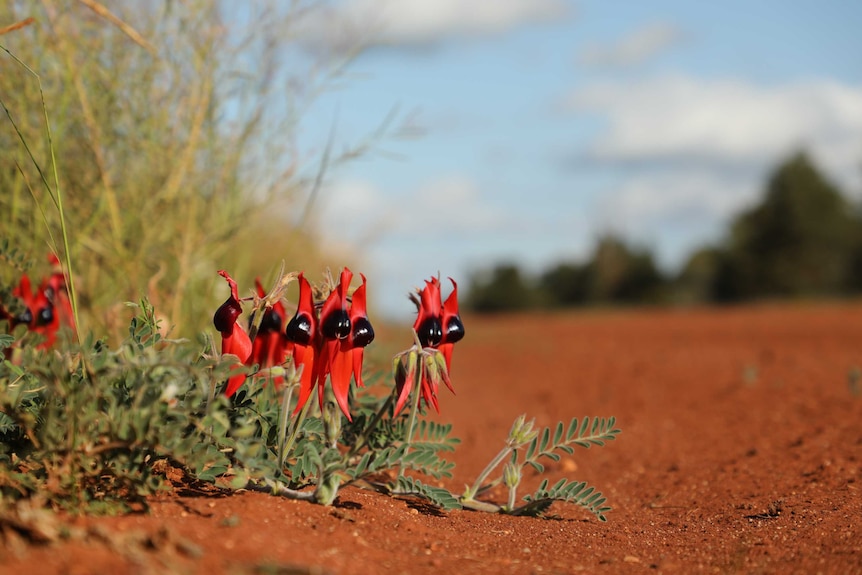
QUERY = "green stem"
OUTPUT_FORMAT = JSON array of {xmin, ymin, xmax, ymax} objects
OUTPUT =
[
  {"xmin": 507, "ymin": 482, "xmax": 517, "ymax": 511},
  {"xmin": 398, "ymin": 357, "xmax": 424, "ymax": 478},
  {"xmin": 276, "ymin": 379, "xmax": 296, "ymax": 469},
  {"xmin": 462, "ymin": 445, "xmax": 513, "ymax": 501},
  {"xmin": 205, "ymin": 334, "xmax": 218, "ymax": 413},
  {"xmin": 460, "ymin": 499, "xmax": 502, "ymax": 513},
  {"xmin": 281, "ymin": 392, "xmax": 312, "ymax": 464},
  {"xmin": 246, "ymin": 477, "xmax": 316, "ymax": 501},
  {"xmin": 347, "ymin": 391, "xmax": 394, "ymax": 458}
]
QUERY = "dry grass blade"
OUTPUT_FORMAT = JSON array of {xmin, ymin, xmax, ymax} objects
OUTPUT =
[
  {"xmin": 76, "ymin": 0, "xmax": 156, "ymax": 55},
  {"xmin": 0, "ymin": 17, "xmax": 35, "ymax": 36}
]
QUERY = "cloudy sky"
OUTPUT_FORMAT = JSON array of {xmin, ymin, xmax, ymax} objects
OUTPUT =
[{"xmin": 289, "ymin": 0, "xmax": 862, "ymax": 318}]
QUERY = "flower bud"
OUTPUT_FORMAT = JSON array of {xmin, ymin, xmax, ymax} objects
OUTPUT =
[
  {"xmin": 503, "ymin": 461, "xmax": 522, "ymax": 489},
  {"xmin": 507, "ymin": 414, "xmax": 538, "ymax": 448}
]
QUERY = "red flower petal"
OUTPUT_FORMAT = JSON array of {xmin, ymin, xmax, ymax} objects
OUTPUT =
[
  {"xmin": 215, "ymin": 271, "xmax": 252, "ymax": 396},
  {"xmin": 250, "ymin": 278, "xmax": 289, "ymax": 375},
  {"xmin": 414, "ymin": 277, "xmax": 443, "ymax": 347},
  {"xmin": 319, "ymin": 268, "xmax": 352, "ymax": 340},
  {"xmin": 288, "ymin": 274, "xmax": 319, "ymax": 413},
  {"xmin": 291, "ymin": 342, "xmax": 318, "ymax": 416},
  {"xmin": 328, "ymin": 339, "xmax": 355, "ymax": 421},
  {"xmin": 394, "ymin": 362, "xmax": 415, "ymax": 416},
  {"xmin": 348, "ymin": 274, "xmax": 374, "ymax": 387}
]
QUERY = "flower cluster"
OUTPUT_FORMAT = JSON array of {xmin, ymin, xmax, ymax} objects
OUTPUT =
[
  {"xmin": 0, "ymin": 254, "xmax": 75, "ymax": 350},
  {"xmin": 251, "ymin": 278, "xmax": 290, "ymax": 385},
  {"xmin": 212, "ymin": 270, "xmax": 466, "ymax": 422},
  {"xmin": 285, "ymin": 268, "xmax": 374, "ymax": 421},
  {"xmin": 212, "ymin": 268, "xmax": 374, "ymax": 421},
  {"xmin": 394, "ymin": 277, "xmax": 465, "ymax": 414}
]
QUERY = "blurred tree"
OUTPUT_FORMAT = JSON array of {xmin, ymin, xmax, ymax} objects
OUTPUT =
[
  {"xmin": 466, "ymin": 263, "xmax": 538, "ymax": 313},
  {"xmin": 538, "ymin": 262, "xmax": 591, "ymax": 307},
  {"xmin": 675, "ymin": 247, "xmax": 735, "ymax": 304},
  {"xmin": 586, "ymin": 236, "xmax": 665, "ymax": 304},
  {"xmin": 722, "ymin": 151, "xmax": 860, "ymax": 299},
  {"xmin": 466, "ymin": 151, "xmax": 862, "ymax": 312}
]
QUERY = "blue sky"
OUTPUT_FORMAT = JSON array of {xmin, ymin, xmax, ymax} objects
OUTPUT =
[{"xmin": 284, "ymin": 0, "xmax": 862, "ymax": 318}]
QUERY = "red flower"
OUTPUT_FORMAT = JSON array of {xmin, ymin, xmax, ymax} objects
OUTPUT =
[
  {"xmin": 438, "ymin": 278, "xmax": 465, "ymax": 371},
  {"xmin": 285, "ymin": 272, "xmax": 318, "ymax": 413},
  {"xmin": 249, "ymin": 278, "xmax": 290, "ymax": 384},
  {"xmin": 395, "ymin": 276, "xmax": 465, "ymax": 415},
  {"xmin": 7, "ymin": 273, "xmax": 58, "ymax": 349},
  {"xmin": 285, "ymin": 268, "xmax": 374, "ymax": 421},
  {"xmin": 214, "ymin": 270, "xmax": 252, "ymax": 397},
  {"xmin": 1, "ymin": 254, "xmax": 76, "ymax": 351},
  {"xmin": 45, "ymin": 253, "xmax": 75, "ymax": 334}
]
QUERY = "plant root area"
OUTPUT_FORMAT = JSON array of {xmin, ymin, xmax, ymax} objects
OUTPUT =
[{"xmin": 3, "ymin": 303, "xmax": 862, "ymax": 574}]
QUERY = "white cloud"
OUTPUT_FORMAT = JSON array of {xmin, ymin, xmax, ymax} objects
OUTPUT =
[
  {"xmin": 298, "ymin": 0, "xmax": 569, "ymax": 55},
  {"xmin": 562, "ymin": 75, "xmax": 862, "ymax": 269},
  {"xmin": 313, "ymin": 178, "xmax": 396, "ymax": 250},
  {"xmin": 396, "ymin": 175, "xmax": 507, "ymax": 233},
  {"xmin": 567, "ymin": 75, "xmax": 862, "ymax": 192},
  {"xmin": 317, "ymin": 174, "xmax": 508, "ymax": 246},
  {"xmin": 598, "ymin": 172, "xmax": 750, "ymax": 230},
  {"xmin": 594, "ymin": 171, "xmax": 758, "ymax": 268},
  {"xmin": 579, "ymin": 22, "xmax": 685, "ymax": 68}
]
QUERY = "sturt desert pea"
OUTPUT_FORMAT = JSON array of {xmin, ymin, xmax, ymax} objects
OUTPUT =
[
  {"xmin": 249, "ymin": 278, "xmax": 290, "ymax": 385},
  {"xmin": 285, "ymin": 272, "xmax": 318, "ymax": 410},
  {"xmin": 395, "ymin": 276, "xmax": 465, "ymax": 415},
  {"xmin": 214, "ymin": 270, "xmax": 253, "ymax": 397},
  {"xmin": 1, "ymin": 254, "xmax": 76, "ymax": 351},
  {"xmin": 285, "ymin": 268, "xmax": 374, "ymax": 421},
  {"xmin": 10, "ymin": 273, "xmax": 57, "ymax": 348},
  {"xmin": 45, "ymin": 253, "xmax": 75, "ymax": 334}
]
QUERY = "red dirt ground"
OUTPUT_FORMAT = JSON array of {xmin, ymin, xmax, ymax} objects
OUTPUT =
[{"xmin": 2, "ymin": 303, "xmax": 862, "ymax": 574}]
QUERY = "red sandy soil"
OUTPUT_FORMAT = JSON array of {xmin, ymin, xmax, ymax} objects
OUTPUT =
[{"xmin": 2, "ymin": 302, "xmax": 862, "ymax": 574}]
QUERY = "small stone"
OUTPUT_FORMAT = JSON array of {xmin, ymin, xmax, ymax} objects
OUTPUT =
[{"xmin": 624, "ymin": 555, "xmax": 641, "ymax": 563}]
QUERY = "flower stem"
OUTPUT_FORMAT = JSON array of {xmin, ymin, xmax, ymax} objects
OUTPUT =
[
  {"xmin": 277, "ymin": 379, "xmax": 296, "ymax": 469},
  {"xmin": 462, "ymin": 446, "xmax": 513, "ymax": 501},
  {"xmin": 281, "ymin": 391, "xmax": 312, "ymax": 466},
  {"xmin": 507, "ymin": 483, "xmax": 517, "ymax": 511},
  {"xmin": 398, "ymin": 357, "xmax": 424, "ymax": 478},
  {"xmin": 347, "ymin": 391, "xmax": 395, "ymax": 458},
  {"xmin": 246, "ymin": 477, "xmax": 316, "ymax": 501}
]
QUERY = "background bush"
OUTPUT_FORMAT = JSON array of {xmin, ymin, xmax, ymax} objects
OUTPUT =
[{"xmin": 1, "ymin": 1, "xmax": 361, "ymax": 338}]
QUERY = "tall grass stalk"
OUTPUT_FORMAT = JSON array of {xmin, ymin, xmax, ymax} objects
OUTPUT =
[
  {"xmin": 0, "ymin": 45, "xmax": 82, "ymax": 342},
  {"xmin": 1, "ymin": 2, "xmax": 407, "ymax": 339}
]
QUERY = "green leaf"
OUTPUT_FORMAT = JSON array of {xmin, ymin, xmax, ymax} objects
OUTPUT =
[
  {"xmin": 513, "ymin": 478, "xmax": 611, "ymax": 521},
  {"xmin": 392, "ymin": 476, "xmax": 461, "ymax": 511},
  {"xmin": 0, "ymin": 334, "xmax": 15, "ymax": 350}
]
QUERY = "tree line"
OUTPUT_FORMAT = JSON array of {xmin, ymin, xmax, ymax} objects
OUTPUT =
[{"xmin": 465, "ymin": 151, "xmax": 862, "ymax": 312}]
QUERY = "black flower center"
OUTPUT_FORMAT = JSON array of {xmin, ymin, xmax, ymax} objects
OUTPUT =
[
  {"xmin": 443, "ymin": 315, "xmax": 465, "ymax": 344},
  {"xmin": 36, "ymin": 306, "xmax": 54, "ymax": 326},
  {"xmin": 417, "ymin": 316, "xmax": 443, "ymax": 347},
  {"xmin": 351, "ymin": 317, "xmax": 375, "ymax": 347},
  {"xmin": 259, "ymin": 309, "xmax": 283, "ymax": 333},
  {"xmin": 321, "ymin": 309, "xmax": 351, "ymax": 340},
  {"xmin": 213, "ymin": 299, "xmax": 241, "ymax": 333},
  {"xmin": 15, "ymin": 307, "xmax": 33, "ymax": 325},
  {"xmin": 285, "ymin": 312, "xmax": 314, "ymax": 345}
]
